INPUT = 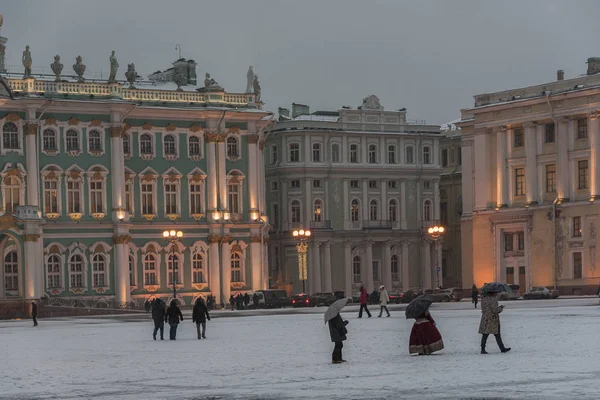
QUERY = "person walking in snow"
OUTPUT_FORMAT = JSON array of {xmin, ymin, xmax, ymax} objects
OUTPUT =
[
  {"xmin": 253, "ymin": 292, "xmax": 260, "ymax": 309},
  {"xmin": 378, "ymin": 285, "xmax": 391, "ymax": 317},
  {"xmin": 357, "ymin": 286, "xmax": 371, "ymax": 318},
  {"xmin": 151, "ymin": 298, "xmax": 167, "ymax": 340},
  {"xmin": 479, "ymin": 291, "xmax": 511, "ymax": 354},
  {"xmin": 244, "ymin": 293, "xmax": 250, "ymax": 309},
  {"xmin": 192, "ymin": 297, "xmax": 211, "ymax": 339},
  {"xmin": 472, "ymin": 285, "xmax": 479, "ymax": 309},
  {"xmin": 229, "ymin": 295, "xmax": 235, "ymax": 311},
  {"xmin": 165, "ymin": 300, "xmax": 184, "ymax": 340},
  {"xmin": 31, "ymin": 301, "xmax": 38, "ymax": 327}
]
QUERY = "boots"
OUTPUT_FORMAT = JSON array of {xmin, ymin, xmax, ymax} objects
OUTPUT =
[
  {"xmin": 495, "ymin": 334, "xmax": 511, "ymax": 353},
  {"xmin": 481, "ymin": 335, "xmax": 488, "ymax": 354}
]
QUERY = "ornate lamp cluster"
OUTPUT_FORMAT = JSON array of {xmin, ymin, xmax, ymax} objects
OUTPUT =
[
  {"xmin": 292, "ymin": 229, "xmax": 311, "ymax": 294},
  {"xmin": 427, "ymin": 225, "xmax": 445, "ymax": 240},
  {"xmin": 163, "ymin": 230, "xmax": 183, "ymax": 300}
]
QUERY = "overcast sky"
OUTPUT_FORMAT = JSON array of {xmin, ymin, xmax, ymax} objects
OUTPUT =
[{"xmin": 2, "ymin": 0, "xmax": 600, "ymax": 124}]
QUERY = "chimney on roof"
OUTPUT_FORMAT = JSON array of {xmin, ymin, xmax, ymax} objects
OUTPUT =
[
  {"xmin": 587, "ymin": 57, "xmax": 600, "ymax": 75},
  {"xmin": 292, "ymin": 103, "xmax": 309, "ymax": 118},
  {"xmin": 278, "ymin": 107, "xmax": 290, "ymax": 120},
  {"xmin": 557, "ymin": 70, "xmax": 564, "ymax": 81},
  {"xmin": 187, "ymin": 60, "xmax": 197, "ymax": 85}
]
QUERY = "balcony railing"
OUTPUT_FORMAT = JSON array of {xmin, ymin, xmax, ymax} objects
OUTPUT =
[
  {"xmin": 362, "ymin": 220, "xmax": 392, "ymax": 229},
  {"xmin": 310, "ymin": 220, "xmax": 332, "ymax": 230}
]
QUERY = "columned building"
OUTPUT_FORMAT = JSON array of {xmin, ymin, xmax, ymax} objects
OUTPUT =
[
  {"xmin": 460, "ymin": 59, "xmax": 600, "ymax": 294},
  {"xmin": 0, "ymin": 48, "xmax": 270, "ymax": 307},
  {"xmin": 266, "ymin": 96, "xmax": 442, "ymax": 296}
]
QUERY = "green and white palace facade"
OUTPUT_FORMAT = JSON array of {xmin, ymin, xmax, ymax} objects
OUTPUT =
[{"xmin": 0, "ymin": 72, "xmax": 271, "ymax": 307}]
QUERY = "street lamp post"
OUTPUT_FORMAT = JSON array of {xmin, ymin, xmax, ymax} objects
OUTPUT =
[
  {"xmin": 427, "ymin": 225, "xmax": 445, "ymax": 288},
  {"xmin": 162, "ymin": 230, "xmax": 183, "ymax": 300},
  {"xmin": 292, "ymin": 229, "xmax": 311, "ymax": 294}
]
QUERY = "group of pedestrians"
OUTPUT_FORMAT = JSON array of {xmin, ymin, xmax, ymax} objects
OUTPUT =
[
  {"xmin": 357, "ymin": 285, "xmax": 390, "ymax": 318},
  {"xmin": 229, "ymin": 293, "xmax": 260, "ymax": 310},
  {"xmin": 150, "ymin": 297, "xmax": 211, "ymax": 341}
]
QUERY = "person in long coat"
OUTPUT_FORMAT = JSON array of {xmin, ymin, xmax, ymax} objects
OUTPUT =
[
  {"xmin": 471, "ymin": 285, "xmax": 479, "ymax": 309},
  {"xmin": 478, "ymin": 291, "xmax": 511, "ymax": 354},
  {"xmin": 31, "ymin": 301, "xmax": 38, "ymax": 327},
  {"xmin": 151, "ymin": 298, "xmax": 167, "ymax": 340},
  {"xmin": 328, "ymin": 312, "xmax": 349, "ymax": 364},
  {"xmin": 409, "ymin": 310, "xmax": 444, "ymax": 355},
  {"xmin": 378, "ymin": 285, "xmax": 391, "ymax": 317},
  {"xmin": 165, "ymin": 300, "xmax": 184, "ymax": 340},
  {"xmin": 357, "ymin": 286, "xmax": 371, "ymax": 318},
  {"xmin": 192, "ymin": 297, "xmax": 211, "ymax": 339}
]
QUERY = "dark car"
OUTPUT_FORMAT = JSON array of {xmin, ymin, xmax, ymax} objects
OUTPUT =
[
  {"xmin": 257, "ymin": 290, "xmax": 292, "ymax": 308},
  {"xmin": 388, "ymin": 291, "xmax": 402, "ymax": 304},
  {"xmin": 401, "ymin": 289, "xmax": 423, "ymax": 304},
  {"xmin": 291, "ymin": 293, "xmax": 312, "ymax": 307},
  {"xmin": 310, "ymin": 292, "xmax": 337, "ymax": 307}
]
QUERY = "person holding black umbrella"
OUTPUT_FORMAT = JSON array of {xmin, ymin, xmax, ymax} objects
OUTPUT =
[
  {"xmin": 325, "ymin": 298, "xmax": 350, "ymax": 364},
  {"xmin": 406, "ymin": 295, "xmax": 444, "ymax": 355},
  {"xmin": 479, "ymin": 286, "xmax": 511, "ymax": 354}
]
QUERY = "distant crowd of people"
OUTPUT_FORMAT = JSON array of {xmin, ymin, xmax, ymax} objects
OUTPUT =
[{"xmin": 148, "ymin": 297, "xmax": 211, "ymax": 340}]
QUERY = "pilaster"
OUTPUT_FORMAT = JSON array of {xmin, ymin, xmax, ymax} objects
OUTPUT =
[
  {"xmin": 590, "ymin": 112, "xmax": 600, "ymax": 198},
  {"xmin": 344, "ymin": 241, "xmax": 352, "ymax": 296},
  {"xmin": 557, "ymin": 118, "xmax": 570, "ymax": 201},
  {"xmin": 24, "ymin": 121, "xmax": 39, "ymax": 207},
  {"xmin": 496, "ymin": 127, "xmax": 508, "ymax": 207},
  {"xmin": 208, "ymin": 235, "xmax": 221, "ymax": 302},
  {"xmin": 205, "ymin": 134, "xmax": 219, "ymax": 214},
  {"xmin": 221, "ymin": 236, "xmax": 231, "ymax": 301},
  {"xmin": 400, "ymin": 180, "xmax": 407, "ymax": 229},
  {"xmin": 524, "ymin": 122, "xmax": 538, "ymax": 205}
]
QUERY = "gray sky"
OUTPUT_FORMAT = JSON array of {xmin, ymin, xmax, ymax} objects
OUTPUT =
[{"xmin": 2, "ymin": 0, "xmax": 600, "ymax": 124}]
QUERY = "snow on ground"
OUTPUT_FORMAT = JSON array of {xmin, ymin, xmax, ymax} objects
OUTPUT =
[{"xmin": 1, "ymin": 299, "xmax": 600, "ymax": 400}]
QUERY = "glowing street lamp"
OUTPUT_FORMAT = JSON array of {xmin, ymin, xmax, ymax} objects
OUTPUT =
[
  {"xmin": 163, "ymin": 230, "xmax": 183, "ymax": 299},
  {"xmin": 292, "ymin": 229, "xmax": 311, "ymax": 293},
  {"xmin": 426, "ymin": 225, "xmax": 445, "ymax": 287}
]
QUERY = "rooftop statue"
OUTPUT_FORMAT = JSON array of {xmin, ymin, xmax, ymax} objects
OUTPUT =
[
  {"xmin": 125, "ymin": 63, "xmax": 137, "ymax": 89},
  {"xmin": 108, "ymin": 50, "xmax": 119, "ymax": 83},
  {"xmin": 50, "ymin": 55, "xmax": 63, "ymax": 82},
  {"xmin": 360, "ymin": 95, "xmax": 383, "ymax": 110},
  {"xmin": 253, "ymin": 74, "xmax": 261, "ymax": 102},
  {"xmin": 203, "ymin": 73, "xmax": 222, "ymax": 91},
  {"xmin": 72, "ymin": 55, "xmax": 86, "ymax": 82},
  {"xmin": 246, "ymin": 66, "xmax": 254, "ymax": 94},
  {"xmin": 22, "ymin": 45, "xmax": 32, "ymax": 78}
]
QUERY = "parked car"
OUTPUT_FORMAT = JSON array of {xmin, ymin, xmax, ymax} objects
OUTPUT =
[
  {"xmin": 291, "ymin": 293, "xmax": 312, "ymax": 307},
  {"xmin": 401, "ymin": 289, "xmax": 423, "ymax": 304},
  {"xmin": 495, "ymin": 284, "xmax": 520, "ymax": 300},
  {"xmin": 423, "ymin": 289, "xmax": 448, "ymax": 302},
  {"xmin": 508, "ymin": 284, "xmax": 521, "ymax": 297},
  {"xmin": 439, "ymin": 288, "xmax": 463, "ymax": 302},
  {"xmin": 388, "ymin": 291, "xmax": 402, "ymax": 304},
  {"xmin": 523, "ymin": 286, "xmax": 560, "ymax": 300},
  {"xmin": 248, "ymin": 291, "xmax": 265, "ymax": 308},
  {"xmin": 310, "ymin": 292, "xmax": 337, "ymax": 307},
  {"xmin": 256, "ymin": 290, "xmax": 292, "ymax": 308}
]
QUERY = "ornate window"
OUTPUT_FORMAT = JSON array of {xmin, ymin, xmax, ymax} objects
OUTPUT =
[
  {"xmin": 226, "ymin": 136, "xmax": 240, "ymax": 160},
  {"xmin": 162, "ymin": 168, "xmax": 183, "ymax": 218},
  {"xmin": 231, "ymin": 252, "xmax": 243, "ymax": 282},
  {"xmin": 167, "ymin": 253, "xmax": 182, "ymax": 286},
  {"xmin": 47, "ymin": 254, "xmax": 61, "ymax": 289},
  {"xmin": 312, "ymin": 143, "xmax": 322, "ymax": 162},
  {"xmin": 188, "ymin": 136, "xmax": 201, "ymax": 159},
  {"xmin": 44, "ymin": 179, "xmax": 59, "ymax": 215},
  {"xmin": 369, "ymin": 199, "xmax": 379, "ymax": 221},
  {"xmin": 143, "ymin": 253, "xmax": 158, "ymax": 286},
  {"xmin": 92, "ymin": 254, "xmax": 107, "ymax": 287},
  {"xmin": 351, "ymin": 199, "xmax": 360, "ymax": 222},
  {"xmin": 140, "ymin": 133, "xmax": 154, "ymax": 158},
  {"xmin": 87, "ymin": 167, "xmax": 108, "ymax": 218},
  {"xmin": 291, "ymin": 199, "xmax": 301, "ymax": 223},
  {"xmin": 69, "ymin": 254, "xmax": 84, "ymax": 288},
  {"xmin": 66, "ymin": 173, "xmax": 83, "ymax": 217},
  {"xmin": 423, "ymin": 200, "xmax": 432, "ymax": 222},
  {"xmin": 226, "ymin": 170, "xmax": 245, "ymax": 216},
  {"xmin": 289, "ymin": 143, "xmax": 300, "ymax": 162},
  {"xmin": 331, "ymin": 143, "xmax": 341, "ymax": 163},
  {"xmin": 165, "ymin": 183, "xmax": 178, "ymax": 215},
  {"xmin": 270, "ymin": 145, "xmax": 278, "ymax": 165},
  {"xmin": 353, "ymin": 256, "xmax": 361, "ymax": 283},
  {"xmin": 42, "ymin": 128, "xmax": 58, "ymax": 153},
  {"xmin": 139, "ymin": 168, "xmax": 158, "ymax": 219},
  {"xmin": 405, "ymin": 146, "xmax": 415, "ymax": 164},
  {"xmin": 422, "ymin": 146, "xmax": 431, "ymax": 164},
  {"xmin": 129, "ymin": 254, "xmax": 136, "ymax": 287},
  {"xmin": 88, "ymin": 129, "xmax": 103, "ymax": 153},
  {"xmin": 4, "ymin": 176, "xmax": 22, "ymax": 213},
  {"xmin": 313, "ymin": 199, "xmax": 323, "ymax": 222},
  {"xmin": 2, "ymin": 122, "xmax": 20, "ymax": 151},
  {"xmin": 163, "ymin": 134, "xmax": 177, "ymax": 159},
  {"xmin": 368, "ymin": 144, "xmax": 377, "ymax": 164},
  {"xmin": 65, "ymin": 129, "xmax": 81, "ymax": 153},
  {"xmin": 122, "ymin": 133, "xmax": 131, "ymax": 157},
  {"xmin": 125, "ymin": 178, "xmax": 134, "ymax": 216},
  {"xmin": 387, "ymin": 145, "xmax": 397, "ymax": 164},
  {"xmin": 4, "ymin": 250, "xmax": 18, "ymax": 291},
  {"xmin": 188, "ymin": 169, "xmax": 207, "ymax": 219},
  {"xmin": 388, "ymin": 199, "xmax": 398, "ymax": 222},
  {"xmin": 192, "ymin": 253, "xmax": 205, "ymax": 284},
  {"xmin": 391, "ymin": 254, "xmax": 400, "ymax": 282},
  {"xmin": 350, "ymin": 144, "xmax": 359, "ymax": 163}
]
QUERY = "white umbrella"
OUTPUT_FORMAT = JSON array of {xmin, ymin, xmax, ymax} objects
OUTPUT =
[{"xmin": 324, "ymin": 297, "xmax": 350, "ymax": 323}]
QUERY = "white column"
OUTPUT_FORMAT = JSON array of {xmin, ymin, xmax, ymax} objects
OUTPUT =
[
  {"xmin": 362, "ymin": 178, "xmax": 369, "ymax": 222},
  {"xmin": 24, "ymin": 123, "xmax": 39, "ymax": 207},
  {"xmin": 208, "ymin": 237, "xmax": 221, "ymax": 303},
  {"xmin": 305, "ymin": 178, "xmax": 312, "ymax": 226},
  {"xmin": 35, "ymin": 238, "xmax": 44, "ymax": 298},
  {"xmin": 113, "ymin": 241, "xmax": 130, "ymax": 304},
  {"xmin": 217, "ymin": 138, "xmax": 228, "ymax": 211},
  {"xmin": 312, "ymin": 241, "xmax": 322, "ymax": 293},
  {"xmin": 343, "ymin": 179, "xmax": 349, "ymax": 229},
  {"xmin": 380, "ymin": 178, "xmax": 387, "ymax": 221},
  {"xmin": 206, "ymin": 138, "xmax": 218, "ymax": 212},
  {"xmin": 590, "ymin": 113, "xmax": 600, "ymax": 198},
  {"xmin": 250, "ymin": 238, "xmax": 262, "ymax": 291},
  {"xmin": 422, "ymin": 240, "xmax": 432, "ymax": 290},
  {"xmin": 557, "ymin": 118, "xmax": 570, "ymax": 201},
  {"xmin": 365, "ymin": 241, "xmax": 374, "ymax": 292},
  {"xmin": 461, "ymin": 140, "xmax": 474, "ymax": 216},
  {"xmin": 401, "ymin": 241, "xmax": 410, "ymax": 292},
  {"xmin": 247, "ymin": 135, "xmax": 259, "ymax": 212},
  {"xmin": 496, "ymin": 128, "xmax": 508, "ymax": 207},
  {"xmin": 281, "ymin": 179, "xmax": 288, "ymax": 229},
  {"xmin": 474, "ymin": 132, "xmax": 490, "ymax": 210},
  {"xmin": 433, "ymin": 179, "xmax": 440, "ymax": 221},
  {"xmin": 258, "ymin": 140, "xmax": 267, "ymax": 214},
  {"xmin": 344, "ymin": 241, "xmax": 352, "ymax": 296},
  {"xmin": 221, "ymin": 237, "xmax": 231, "ymax": 302},
  {"xmin": 524, "ymin": 123, "xmax": 538, "ymax": 205},
  {"xmin": 262, "ymin": 242, "xmax": 269, "ymax": 289},
  {"xmin": 382, "ymin": 241, "xmax": 392, "ymax": 290},
  {"xmin": 23, "ymin": 233, "xmax": 39, "ymax": 299},
  {"xmin": 400, "ymin": 180, "xmax": 407, "ymax": 229},
  {"xmin": 323, "ymin": 241, "xmax": 332, "ymax": 292}
]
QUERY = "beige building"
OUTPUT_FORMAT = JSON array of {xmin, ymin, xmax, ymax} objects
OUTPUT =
[{"xmin": 460, "ymin": 58, "xmax": 600, "ymax": 295}]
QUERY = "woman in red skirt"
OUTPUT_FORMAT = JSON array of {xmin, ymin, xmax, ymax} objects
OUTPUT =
[{"xmin": 409, "ymin": 310, "xmax": 444, "ymax": 355}]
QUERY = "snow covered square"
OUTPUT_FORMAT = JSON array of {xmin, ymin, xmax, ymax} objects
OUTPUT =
[{"xmin": 1, "ymin": 299, "xmax": 600, "ymax": 400}]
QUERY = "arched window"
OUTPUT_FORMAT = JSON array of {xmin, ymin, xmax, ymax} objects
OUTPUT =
[
  {"xmin": 167, "ymin": 253, "xmax": 180, "ymax": 286},
  {"xmin": 122, "ymin": 134, "xmax": 131, "ymax": 156},
  {"xmin": 92, "ymin": 254, "xmax": 106, "ymax": 287},
  {"xmin": 353, "ymin": 256, "xmax": 362, "ymax": 283},
  {"xmin": 164, "ymin": 134, "xmax": 176, "ymax": 156},
  {"xmin": 423, "ymin": 146, "xmax": 431, "ymax": 164},
  {"xmin": 188, "ymin": 136, "xmax": 200, "ymax": 156},
  {"xmin": 66, "ymin": 129, "xmax": 80, "ymax": 152},
  {"xmin": 231, "ymin": 253, "xmax": 242, "ymax": 282},
  {"xmin": 388, "ymin": 145, "xmax": 396, "ymax": 164},
  {"xmin": 4, "ymin": 250, "xmax": 18, "ymax": 291},
  {"xmin": 331, "ymin": 143, "xmax": 341, "ymax": 162},
  {"xmin": 47, "ymin": 254, "xmax": 61, "ymax": 289},
  {"xmin": 312, "ymin": 143, "xmax": 321, "ymax": 162},
  {"xmin": 350, "ymin": 144, "xmax": 359, "ymax": 163},
  {"xmin": 4, "ymin": 176, "xmax": 21, "ymax": 213},
  {"xmin": 289, "ymin": 143, "xmax": 300, "ymax": 162},
  {"xmin": 391, "ymin": 255, "xmax": 400, "ymax": 282},
  {"xmin": 369, "ymin": 199, "xmax": 379, "ymax": 221},
  {"xmin": 140, "ymin": 133, "xmax": 153, "ymax": 155},
  {"xmin": 423, "ymin": 200, "xmax": 432, "ymax": 222},
  {"xmin": 192, "ymin": 253, "xmax": 205, "ymax": 284},
  {"xmin": 3, "ymin": 122, "xmax": 19, "ymax": 150},
  {"xmin": 43, "ymin": 128, "xmax": 57, "ymax": 151},
  {"xmin": 313, "ymin": 199, "xmax": 323, "ymax": 222},
  {"xmin": 368, "ymin": 144, "xmax": 377, "ymax": 164},
  {"xmin": 351, "ymin": 199, "xmax": 360, "ymax": 222},
  {"xmin": 227, "ymin": 137, "xmax": 239, "ymax": 158},
  {"xmin": 69, "ymin": 254, "xmax": 84, "ymax": 288},
  {"xmin": 143, "ymin": 254, "xmax": 157, "ymax": 285},
  {"xmin": 291, "ymin": 200, "xmax": 301, "ymax": 223},
  {"xmin": 128, "ymin": 255, "xmax": 135, "ymax": 287},
  {"xmin": 405, "ymin": 146, "xmax": 414, "ymax": 164},
  {"xmin": 88, "ymin": 130, "xmax": 102, "ymax": 152},
  {"xmin": 388, "ymin": 199, "xmax": 398, "ymax": 222}
]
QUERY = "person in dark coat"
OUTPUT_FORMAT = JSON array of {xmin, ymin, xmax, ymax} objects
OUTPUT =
[
  {"xmin": 244, "ymin": 293, "xmax": 250, "ymax": 309},
  {"xmin": 144, "ymin": 299, "xmax": 151, "ymax": 313},
  {"xmin": 192, "ymin": 297, "xmax": 211, "ymax": 339},
  {"xmin": 472, "ymin": 285, "xmax": 479, "ymax": 309},
  {"xmin": 151, "ymin": 298, "xmax": 167, "ymax": 340},
  {"xmin": 31, "ymin": 301, "xmax": 38, "ymax": 327},
  {"xmin": 328, "ymin": 314, "xmax": 349, "ymax": 363},
  {"xmin": 479, "ymin": 291, "xmax": 511, "ymax": 354},
  {"xmin": 253, "ymin": 293, "xmax": 260, "ymax": 309},
  {"xmin": 229, "ymin": 295, "xmax": 235, "ymax": 311},
  {"xmin": 165, "ymin": 300, "xmax": 184, "ymax": 340},
  {"xmin": 357, "ymin": 286, "xmax": 371, "ymax": 318}
]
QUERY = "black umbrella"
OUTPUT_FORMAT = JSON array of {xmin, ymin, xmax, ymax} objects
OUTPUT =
[
  {"xmin": 405, "ymin": 295, "xmax": 434, "ymax": 319},
  {"xmin": 482, "ymin": 282, "xmax": 504, "ymax": 293}
]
